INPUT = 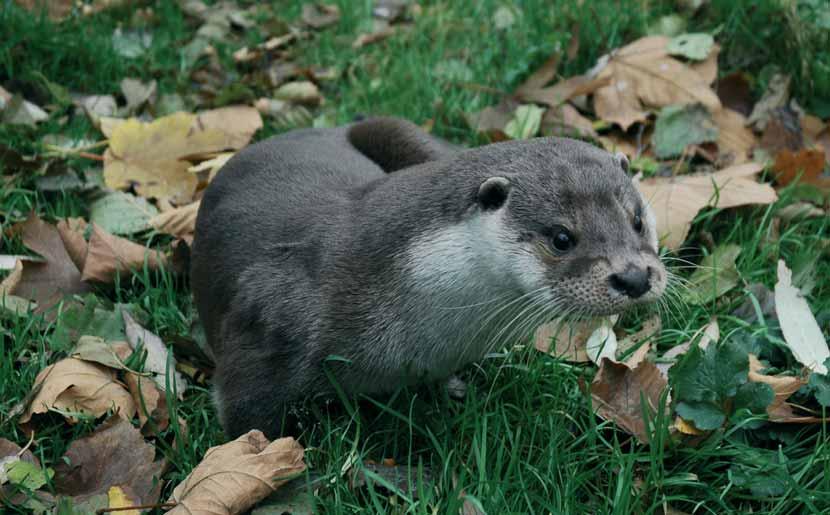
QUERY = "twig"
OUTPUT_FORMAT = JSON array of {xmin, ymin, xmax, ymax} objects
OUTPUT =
[
  {"xmin": 96, "ymin": 502, "xmax": 177, "ymax": 514},
  {"xmin": 78, "ymin": 152, "xmax": 105, "ymax": 161}
]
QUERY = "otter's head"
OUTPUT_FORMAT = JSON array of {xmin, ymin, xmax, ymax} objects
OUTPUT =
[{"xmin": 467, "ymin": 138, "xmax": 666, "ymax": 316}]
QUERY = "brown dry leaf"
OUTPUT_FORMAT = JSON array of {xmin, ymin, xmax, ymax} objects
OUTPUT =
[
  {"xmin": 674, "ymin": 416, "xmax": 704, "ymax": 435},
  {"xmin": 541, "ymin": 103, "xmax": 598, "ymax": 139},
  {"xmin": 123, "ymin": 309, "xmax": 188, "ymax": 397},
  {"xmin": 149, "ymin": 201, "xmax": 200, "ymax": 243},
  {"xmin": 747, "ymin": 74, "xmax": 791, "ymax": 132},
  {"xmin": 624, "ymin": 342, "xmax": 651, "ymax": 369},
  {"xmin": 747, "ymin": 354, "xmax": 805, "ymax": 415},
  {"xmin": 767, "ymin": 402, "xmax": 824, "ymax": 424},
  {"xmin": 515, "ymin": 54, "xmax": 561, "ymax": 97},
  {"xmin": 103, "ymin": 108, "xmax": 261, "ymax": 204},
  {"xmin": 592, "ymin": 36, "xmax": 721, "ymax": 130},
  {"xmin": 81, "ymin": 224, "xmax": 166, "ymax": 284},
  {"xmin": 301, "ymin": 3, "xmax": 340, "ymax": 29},
  {"xmin": 10, "ymin": 214, "xmax": 91, "ymax": 304},
  {"xmin": 599, "ymin": 132, "xmax": 643, "ymax": 159},
  {"xmin": 352, "ymin": 20, "xmax": 396, "ymax": 49},
  {"xmin": 188, "ymin": 152, "xmax": 234, "ymax": 182},
  {"xmin": 56, "ymin": 218, "xmax": 90, "ymax": 272},
  {"xmin": 591, "ymin": 358, "xmax": 668, "ymax": 443},
  {"xmin": 773, "ymin": 149, "xmax": 829, "ymax": 191},
  {"xmin": 715, "ymin": 72, "xmax": 754, "ymax": 116},
  {"xmin": 19, "ymin": 357, "xmax": 136, "ymax": 424},
  {"xmin": 168, "ymin": 431, "xmax": 306, "ymax": 515},
  {"xmin": 801, "ymin": 114, "xmax": 825, "ymax": 141},
  {"xmin": 0, "ymin": 257, "xmax": 24, "ymax": 296},
  {"xmin": 194, "ymin": 106, "xmax": 263, "ymax": 151},
  {"xmin": 53, "ymin": 416, "xmax": 164, "ymax": 506},
  {"xmin": 273, "ymin": 81, "xmax": 323, "ymax": 107},
  {"xmin": 534, "ymin": 319, "xmax": 600, "ymax": 362},
  {"xmin": 617, "ymin": 315, "xmax": 662, "ymax": 356},
  {"xmin": 712, "ymin": 108, "xmax": 755, "ymax": 164},
  {"xmin": 467, "ymin": 99, "xmax": 518, "ymax": 142},
  {"xmin": 637, "ymin": 162, "xmax": 777, "ymax": 249},
  {"xmin": 517, "ymin": 74, "xmax": 609, "ymax": 107},
  {"xmin": 124, "ymin": 371, "xmax": 169, "ymax": 432}
]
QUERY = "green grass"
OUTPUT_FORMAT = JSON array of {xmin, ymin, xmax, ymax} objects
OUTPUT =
[{"xmin": 1, "ymin": 0, "xmax": 829, "ymax": 513}]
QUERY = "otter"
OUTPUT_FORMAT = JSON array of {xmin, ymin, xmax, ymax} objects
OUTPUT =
[{"xmin": 191, "ymin": 117, "xmax": 666, "ymax": 438}]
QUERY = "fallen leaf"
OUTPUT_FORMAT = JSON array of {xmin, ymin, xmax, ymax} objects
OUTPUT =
[
  {"xmin": 352, "ymin": 20, "xmax": 396, "ymax": 49},
  {"xmin": 107, "ymin": 486, "xmax": 141, "ymax": 515},
  {"xmin": 681, "ymin": 244, "xmax": 742, "ymax": 305},
  {"xmin": 53, "ymin": 417, "xmax": 164, "ymax": 506},
  {"xmin": 652, "ymin": 103, "xmax": 719, "ymax": 159},
  {"xmin": 150, "ymin": 201, "xmax": 200, "ymax": 242},
  {"xmin": 759, "ymin": 107, "xmax": 803, "ymax": 155},
  {"xmin": 747, "ymin": 354, "xmax": 805, "ymax": 415},
  {"xmin": 0, "ymin": 257, "xmax": 24, "ymax": 295},
  {"xmin": 273, "ymin": 81, "xmax": 323, "ymax": 107},
  {"xmin": 112, "ymin": 28, "xmax": 152, "ymax": 59},
  {"xmin": 19, "ymin": 357, "xmax": 136, "ymax": 424},
  {"xmin": 103, "ymin": 108, "xmax": 261, "ymax": 204},
  {"xmin": 591, "ymin": 36, "xmax": 721, "ymax": 130},
  {"xmin": 88, "ymin": 190, "xmax": 159, "ymax": 235},
  {"xmin": 670, "ymin": 340, "xmax": 774, "ymax": 431},
  {"xmin": 667, "ymin": 33, "xmax": 714, "ymax": 61},
  {"xmin": 168, "ymin": 431, "xmax": 306, "ymax": 515},
  {"xmin": 467, "ymin": 99, "xmax": 518, "ymax": 142},
  {"xmin": 515, "ymin": 53, "xmax": 561, "ymax": 97},
  {"xmin": 120, "ymin": 78, "xmax": 157, "ymax": 114},
  {"xmin": 773, "ymin": 149, "xmax": 829, "ymax": 191},
  {"xmin": 747, "ymin": 74, "xmax": 791, "ymax": 132},
  {"xmin": 591, "ymin": 358, "xmax": 668, "ymax": 443},
  {"xmin": 81, "ymin": 224, "xmax": 166, "ymax": 284},
  {"xmin": 637, "ymin": 162, "xmax": 777, "ymax": 249},
  {"xmin": 776, "ymin": 202, "xmax": 826, "ymax": 222},
  {"xmin": 503, "ymin": 104, "xmax": 545, "ymax": 140},
  {"xmin": 712, "ymin": 108, "xmax": 755, "ymax": 164},
  {"xmin": 535, "ymin": 318, "xmax": 608, "ymax": 362},
  {"xmin": 774, "ymin": 260, "xmax": 829, "ymax": 374},
  {"xmin": 689, "ymin": 43, "xmax": 720, "ymax": 85},
  {"xmin": 2, "ymin": 95, "xmax": 48, "ymax": 126},
  {"xmin": 123, "ymin": 309, "xmax": 187, "ymax": 397},
  {"xmin": 617, "ymin": 315, "xmax": 662, "ymax": 356},
  {"xmin": 715, "ymin": 72, "xmax": 754, "ymax": 116},
  {"xmin": 74, "ymin": 94, "xmax": 118, "ymax": 126},
  {"xmin": 10, "ymin": 214, "xmax": 91, "ymax": 304},
  {"xmin": 71, "ymin": 336, "xmax": 132, "ymax": 370},
  {"xmin": 301, "ymin": 3, "xmax": 340, "ymax": 29},
  {"xmin": 540, "ymin": 103, "xmax": 598, "ymax": 139},
  {"xmin": 731, "ymin": 283, "xmax": 776, "ymax": 324},
  {"xmin": 516, "ymin": 74, "xmax": 609, "ymax": 107},
  {"xmin": 350, "ymin": 460, "xmax": 434, "ymax": 500},
  {"xmin": 586, "ymin": 319, "xmax": 619, "ymax": 365}
]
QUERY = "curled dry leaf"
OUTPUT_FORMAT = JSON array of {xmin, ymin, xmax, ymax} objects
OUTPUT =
[
  {"xmin": 774, "ymin": 260, "xmax": 829, "ymax": 374},
  {"xmin": 81, "ymin": 224, "xmax": 167, "ymax": 284},
  {"xmin": 637, "ymin": 162, "xmax": 777, "ymax": 249},
  {"xmin": 516, "ymin": 74, "xmax": 609, "ymax": 108},
  {"xmin": 168, "ymin": 431, "xmax": 306, "ymax": 515},
  {"xmin": 591, "ymin": 358, "xmax": 668, "ymax": 443},
  {"xmin": 591, "ymin": 36, "xmax": 721, "ymax": 130},
  {"xmin": 747, "ymin": 74, "xmax": 791, "ymax": 132},
  {"xmin": 123, "ymin": 309, "xmax": 187, "ymax": 397},
  {"xmin": 150, "ymin": 201, "xmax": 201, "ymax": 242},
  {"xmin": 301, "ymin": 3, "xmax": 340, "ymax": 29},
  {"xmin": 273, "ymin": 81, "xmax": 323, "ymax": 107},
  {"xmin": 541, "ymin": 103, "xmax": 598, "ymax": 139},
  {"xmin": 53, "ymin": 417, "xmax": 164, "ymax": 506},
  {"xmin": 18, "ymin": 357, "xmax": 136, "ymax": 424},
  {"xmin": 747, "ymin": 354, "xmax": 806, "ymax": 416},
  {"xmin": 535, "ymin": 318, "xmax": 604, "ymax": 362},
  {"xmin": 10, "ymin": 214, "xmax": 91, "ymax": 305}
]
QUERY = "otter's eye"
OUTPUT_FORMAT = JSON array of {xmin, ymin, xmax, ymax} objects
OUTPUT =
[
  {"xmin": 633, "ymin": 214, "xmax": 644, "ymax": 234},
  {"xmin": 552, "ymin": 229, "xmax": 575, "ymax": 252}
]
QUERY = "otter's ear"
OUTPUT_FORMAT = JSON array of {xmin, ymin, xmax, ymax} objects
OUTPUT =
[
  {"xmin": 477, "ymin": 176, "xmax": 511, "ymax": 210},
  {"xmin": 615, "ymin": 151, "xmax": 630, "ymax": 174}
]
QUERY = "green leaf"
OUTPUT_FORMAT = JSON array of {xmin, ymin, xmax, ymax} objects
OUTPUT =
[
  {"xmin": 4, "ymin": 459, "xmax": 54, "ymax": 490},
  {"xmin": 732, "ymin": 381, "xmax": 775, "ymax": 428},
  {"xmin": 670, "ymin": 339, "xmax": 772, "ymax": 430},
  {"xmin": 504, "ymin": 104, "xmax": 545, "ymax": 140},
  {"xmin": 681, "ymin": 244, "xmax": 742, "ymax": 305},
  {"xmin": 88, "ymin": 191, "xmax": 159, "ymax": 235},
  {"xmin": 51, "ymin": 296, "xmax": 126, "ymax": 350},
  {"xmin": 646, "ymin": 14, "xmax": 687, "ymax": 37},
  {"xmin": 652, "ymin": 103, "xmax": 719, "ymax": 159},
  {"xmin": 667, "ymin": 33, "xmax": 715, "ymax": 61},
  {"xmin": 675, "ymin": 401, "xmax": 725, "ymax": 430},
  {"xmin": 808, "ymin": 358, "xmax": 830, "ymax": 407}
]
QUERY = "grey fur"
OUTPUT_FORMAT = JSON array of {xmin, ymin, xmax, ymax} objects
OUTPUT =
[{"xmin": 191, "ymin": 117, "xmax": 666, "ymax": 438}]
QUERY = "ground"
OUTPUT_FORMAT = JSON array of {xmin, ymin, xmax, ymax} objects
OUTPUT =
[{"xmin": 1, "ymin": 0, "xmax": 830, "ymax": 513}]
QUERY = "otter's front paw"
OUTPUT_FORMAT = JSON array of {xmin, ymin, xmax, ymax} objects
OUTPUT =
[{"xmin": 446, "ymin": 375, "xmax": 467, "ymax": 400}]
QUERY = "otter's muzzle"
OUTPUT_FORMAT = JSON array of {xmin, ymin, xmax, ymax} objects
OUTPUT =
[{"xmin": 609, "ymin": 264, "xmax": 652, "ymax": 299}]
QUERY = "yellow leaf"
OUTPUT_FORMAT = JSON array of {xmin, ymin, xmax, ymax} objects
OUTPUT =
[{"xmin": 108, "ymin": 486, "xmax": 140, "ymax": 515}]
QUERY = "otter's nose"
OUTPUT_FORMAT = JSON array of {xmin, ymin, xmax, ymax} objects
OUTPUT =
[{"xmin": 609, "ymin": 265, "xmax": 651, "ymax": 298}]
